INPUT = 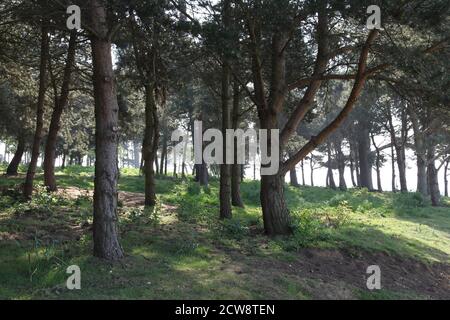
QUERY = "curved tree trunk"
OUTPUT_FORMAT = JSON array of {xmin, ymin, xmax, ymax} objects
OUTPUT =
[
  {"xmin": 23, "ymin": 24, "xmax": 50, "ymax": 199},
  {"xmin": 6, "ymin": 136, "xmax": 25, "ymax": 176},
  {"xmin": 89, "ymin": 0, "xmax": 124, "ymax": 260},
  {"xmin": 44, "ymin": 31, "xmax": 77, "ymax": 191}
]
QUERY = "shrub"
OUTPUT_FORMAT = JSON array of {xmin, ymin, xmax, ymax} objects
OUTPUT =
[
  {"xmin": 219, "ymin": 218, "xmax": 249, "ymax": 239},
  {"xmin": 187, "ymin": 182, "xmax": 201, "ymax": 195}
]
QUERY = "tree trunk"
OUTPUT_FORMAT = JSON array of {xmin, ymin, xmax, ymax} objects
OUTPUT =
[
  {"xmin": 336, "ymin": 141, "xmax": 347, "ymax": 191},
  {"xmin": 154, "ymin": 154, "xmax": 159, "ymax": 175},
  {"xmin": 196, "ymin": 163, "xmax": 209, "ymax": 187},
  {"xmin": 173, "ymin": 158, "xmax": 177, "ymax": 178},
  {"xmin": 387, "ymin": 105, "xmax": 408, "ymax": 192},
  {"xmin": 409, "ymin": 105, "xmax": 428, "ymax": 195},
  {"xmin": 6, "ymin": 136, "xmax": 25, "ymax": 176},
  {"xmin": 350, "ymin": 156, "xmax": 357, "ymax": 187},
  {"xmin": 301, "ymin": 160, "xmax": 305, "ymax": 186},
  {"xmin": 261, "ymin": 174, "xmax": 291, "ymax": 235},
  {"xmin": 231, "ymin": 82, "xmax": 244, "ymax": 207},
  {"xmin": 357, "ymin": 123, "xmax": 373, "ymax": 190},
  {"xmin": 259, "ymin": 114, "xmax": 291, "ymax": 235},
  {"xmin": 89, "ymin": 0, "xmax": 124, "ymax": 260},
  {"xmin": 289, "ymin": 167, "xmax": 299, "ymax": 187},
  {"xmin": 219, "ymin": 0, "xmax": 232, "ymax": 219},
  {"xmin": 231, "ymin": 162, "xmax": 244, "ymax": 207},
  {"xmin": 445, "ymin": 160, "xmax": 449, "ymax": 198},
  {"xmin": 327, "ymin": 143, "xmax": 337, "ymax": 190},
  {"xmin": 142, "ymin": 84, "xmax": 159, "ymax": 206},
  {"xmin": 427, "ymin": 145, "xmax": 440, "ymax": 206},
  {"xmin": 160, "ymin": 135, "xmax": 167, "ymax": 175},
  {"xmin": 181, "ymin": 126, "xmax": 188, "ymax": 178},
  {"xmin": 44, "ymin": 31, "xmax": 77, "ymax": 191},
  {"xmin": 370, "ymin": 135, "xmax": 382, "ymax": 192},
  {"xmin": 164, "ymin": 150, "xmax": 168, "ymax": 175},
  {"xmin": 23, "ymin": 25, "xmax": 50, "ymax": 199},
  {"xmin": 397, "ymin": 108, "xmax": 408, "ymax": 192},
  {"xmin": 390, "ymin": 144, "xmax": 396, "ymax": 192},
  {"xmin": 61, "ymin": 150, "xmax": 67, "ymax": 169},
  {"xmin": 310, "ymin": 157, "xmax": 314, "ymax": 187}
]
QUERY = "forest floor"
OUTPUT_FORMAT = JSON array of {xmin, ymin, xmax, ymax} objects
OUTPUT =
[{"xmin": 0, "ymin": 166, "xmax": 449, "ymax": 300}]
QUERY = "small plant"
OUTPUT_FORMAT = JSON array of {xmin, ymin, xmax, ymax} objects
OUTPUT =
[
  {"xmin": 187, "ymin": 182, "xmax": 201, "ymax": 195},
  {"xmin": 220, "ymin": 218, "xmax": 249, "ymax": 239},
  {"xmin": 322, "ymin": 201, "xmax": 352, "ymax": 228},
  {"xmin": 13, "ymin": 185, "xmax": 69, "ymax": 217},
  {"xmin": 288, "ymin": 209, "xmax": 324, "ymax": 249},
  {"xmin": 27, "ymin": 234, "xmax": 68, "ymax": 285}
]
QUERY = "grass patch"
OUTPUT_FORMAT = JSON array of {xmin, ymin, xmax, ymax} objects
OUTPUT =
[{"xmin": 0, "ymin": 166, "xmax": 449, "ymax": 299}]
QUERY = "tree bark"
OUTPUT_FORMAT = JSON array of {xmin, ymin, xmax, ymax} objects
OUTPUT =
[
  {"xmin": 261, "ymin": 174, "xmax": 292, "ymax": 235},
  {"xmin": 142, "ymin": 84, "xmax": 159, "ymax": 206},
  {"xmin": 259, "ymin": 115, "xmax": 291, "ymax": 235},
  {"xmin": 44, "ymin": 31, "xmax": 77, "ymax": 191},
  {"xmin": 349, "ymin": 144, "xmax": 357, "ymax": 188},
  {"xmin": 409, "ymin": 105, "xmax": 428, "ymax": 195},
  {"xmin": 23, "ymin": 24, "xmax": 50, "ymax": 199},
  {"xmin": 89, "ymin": 0, "xmax": 124, "ymax": 260},
  {"xmin": 231, "ymin": 82, "xmax": 244, "ymax": 207},
  {"xmin": 427, "ymin": 145, "xmax": 440, "ymax": 206},
  {"xmin": 159, "ymin": 135, "xmax": 167, "ymax": 175},
  {"xmin": 300, "ymin": 160, "xmax": 305, "ymax": 186},
  {"xmin": 310, "ymin": 157, "xmax": 315, "ymax": 187},
  {"xmin": 398, "ymin": 108, "xmax": 408, "ymax": 192},
  {"xmin": 390, "ymin": 144, "xmax": 397, "ymax": 192},
  {"xmin": 6, "ymin": 136, "xmax": 25, "ymax": 176},
  {"xmin": 219, "ymin": 0, "xmax": 232, "ymax": 219},
  {"xmin": 357, "ymin": 123, "xmax": 373, "ymax": 190},
  {"xmin": 445, "ymin": 159, "xmax": 449, "ymax": 198},
  {"xmin": 196, "ymin": 163, "xmax": 209, "ymax": 187},
  {"xmin": 336, "ymin": 141, "xmax": 347, "ymax": 191},
  {"xmin": 371, "ymin": 135, "xmax": 382, "ymax": 192},
  {"xmin": 290, "ymin": 167, "xmax": 299, "ymax": 187},
  {"xmin": 327, "ymin": 143, "xmax": 337, "ymax": 190},
  {"xmin": 387, "ymin": 105, "xmax": 408, "ymax": 192}
]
